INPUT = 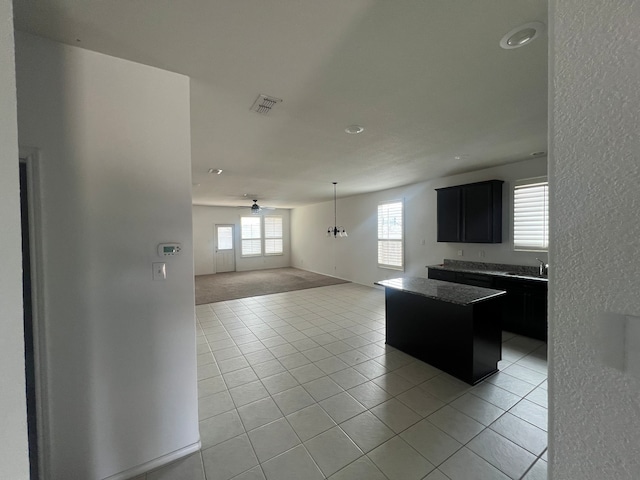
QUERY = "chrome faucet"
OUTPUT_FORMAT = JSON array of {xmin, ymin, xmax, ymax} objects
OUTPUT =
[{"xmin": 536, "ymin": 258, "xmax": 549, "ymax": 276}]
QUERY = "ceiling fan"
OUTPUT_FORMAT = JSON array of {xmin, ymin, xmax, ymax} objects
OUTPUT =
[{"xmin": 237, "ymin": 199, "xmax": 275, "ymax": 215}]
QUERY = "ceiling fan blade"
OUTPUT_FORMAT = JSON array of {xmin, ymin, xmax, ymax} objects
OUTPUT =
[{"xmin": 232, "ymin": 200, "xmax": 275, "ymax": 210}]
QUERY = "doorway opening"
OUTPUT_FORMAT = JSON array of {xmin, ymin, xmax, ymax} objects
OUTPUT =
[{"xmin": 20, "ymin": 159, "xmax": 39, "ymax": 479}]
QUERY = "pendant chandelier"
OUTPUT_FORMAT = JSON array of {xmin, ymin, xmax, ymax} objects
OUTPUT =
[{"xmin": 327, "ymin": 182, "xmax": 348, "ymax": 238}]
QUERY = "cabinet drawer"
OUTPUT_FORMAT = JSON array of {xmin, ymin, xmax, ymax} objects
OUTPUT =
[
  {"xmin": 427, "ymin": 269, "xmax": 457, "ymax": 282},
  {"xmin": 456, "ymin": 272, "xmax": 494, "ymax": 288}
]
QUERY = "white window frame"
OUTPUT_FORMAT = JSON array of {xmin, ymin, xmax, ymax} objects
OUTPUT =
[
  {"xmin": 377, "ymin": 200, "xmax": 404, "ymax": 270},
  {"xmin": 264, "ymin": 215, "xmax": 283, "ymax": 256},
  {"xmin": 240, "ymin": 216, "xmax": 262, "ymax": 257},
  {"xmin": 513, "ymin": 177, "xmax": 549, "ymax": 252}
]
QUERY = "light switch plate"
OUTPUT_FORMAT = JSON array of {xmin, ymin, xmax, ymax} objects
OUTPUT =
[
  {"xmin": 153, "ymin": 262, "xmax": 166, "ymax": 281},
  {"xmin": 598, "ymin": 313, "xmax": 640, "ymax": 380}
]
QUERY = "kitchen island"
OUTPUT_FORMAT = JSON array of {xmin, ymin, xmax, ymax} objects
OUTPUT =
[{"xmin": 375, "ymin": 277, "xmax": 506, "ymax": 385}]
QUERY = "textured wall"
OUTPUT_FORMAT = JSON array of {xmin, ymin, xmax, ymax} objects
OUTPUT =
[
  {"xmin": 0, "ymin": 1, "xmax": 30, "ymax": 478},
  {"xmin": 549, "ymin": 0, "xmax": 640, "ymax": 478}
]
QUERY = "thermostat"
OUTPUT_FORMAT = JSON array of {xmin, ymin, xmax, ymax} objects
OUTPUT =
[{"xmin": 158, "ymin": 243, "xmax": 182, "ymax": 256}]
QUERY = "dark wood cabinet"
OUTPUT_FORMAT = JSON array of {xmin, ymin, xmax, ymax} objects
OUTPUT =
[
  {"xmin": 436, "ymin": 180, "xmax": 503, "ymax": 243},
  {"xmin": 495, "ymin": 278, "xmax": 547, "ymax": 341},
  {"xmin": 436, "ymin": 187, "xmax": 461, "ymax": 242},
  {"xmin": 428, "ymin": 268, "xmax": 547, "ymax": 341}
]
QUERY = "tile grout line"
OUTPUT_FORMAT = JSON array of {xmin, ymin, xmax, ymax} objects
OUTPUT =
[{"xmin": 195, "ymin": 285, "xmax": 546, "ymax": 480}]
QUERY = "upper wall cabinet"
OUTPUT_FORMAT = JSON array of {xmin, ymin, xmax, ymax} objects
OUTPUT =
[{"xmin": 436, "ymin": 180, "xmax": 503, "ymax": 243}]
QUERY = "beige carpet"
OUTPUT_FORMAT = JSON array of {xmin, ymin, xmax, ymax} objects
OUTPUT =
[{"xmin": 195, "ymin": 267, "xmax": 349, "ymax": 305}]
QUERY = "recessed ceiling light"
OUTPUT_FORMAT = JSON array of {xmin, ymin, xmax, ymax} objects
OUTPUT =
[
  {"xmin": 208, "ymin": 168, "xmax": 223, "ymax": 175},
  {"xmin": 454, "ymin": 154, "xmax": 470, "ymax": 160},
  {"xmin": 531, "ymin": 151, "xmax": 546, "ymax": 157},
  {"xmin": 345, "ymin": 125, "xmax": 364, "ymax": 134},
  {"xmin": 500, "ymin": 22, "xmax": 546, "ymax": 49}
]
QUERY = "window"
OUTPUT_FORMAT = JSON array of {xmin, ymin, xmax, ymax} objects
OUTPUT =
[
  {"xmin": 513, "ymin": 178, "xmax": 549, "ymax": 251},
  {"xmin": 240, "ymin": 215, "xmax": 283, "ymax": 257},
  {"xmin": 241, "ymin": 216, "xmax": 262, "ymax": 256},
  {"xmin": 217, "ymin": 226, "xmax": 233, "ymax": 250},
  {"xmin": 264, "ymin": 216, "xmax": 283, "ymax": 255},
  {"xmin": 378, "ymin": 200, "xmax": 404, "ymax": 269}
]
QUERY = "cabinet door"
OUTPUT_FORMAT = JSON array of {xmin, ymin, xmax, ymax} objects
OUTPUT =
[
  {"xmin": 436, "ymin": 188, "xmax": 461, "ymax": 242},
  {"xmin": 523, "ymin": 288, "xmax": 548, "ymax": 340},
  {"xmin": 497, "ymin": 280, "xmax": 547, "ymax": 340},
  {"xmin": 462, "ymin": 183, "xmax": 496, "ymax": 243},
  {"xmin": 501, "ymin": 288, "xmax": 526, "ymax": 334}
]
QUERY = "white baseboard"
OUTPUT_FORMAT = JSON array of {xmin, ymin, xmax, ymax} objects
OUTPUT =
[
  {"xmin": 102, "ymin": 440, "xmax": 201, "ymax": 480},
  {"xmin": 292, "ymin": 265, "xmax": 351, "ymax": 283}
]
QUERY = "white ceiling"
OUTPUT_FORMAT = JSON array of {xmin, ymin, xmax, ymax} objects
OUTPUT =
[{"xmin": 14, "ymin": 0, "xmax": 548, "ymax": 208}]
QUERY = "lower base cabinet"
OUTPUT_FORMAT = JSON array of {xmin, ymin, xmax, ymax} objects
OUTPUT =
[
  {"xmin": 428, "ymin": 269, "xmax": 547, "ymax": 341},
  {"xmin": 494, "ymin": 279, "xmax": 547, "ymax": 340}
]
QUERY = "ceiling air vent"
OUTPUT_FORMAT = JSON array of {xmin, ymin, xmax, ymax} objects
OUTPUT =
[{"xmin": 250, "ymin": 94, "xmax": 282, "ymax": 115}]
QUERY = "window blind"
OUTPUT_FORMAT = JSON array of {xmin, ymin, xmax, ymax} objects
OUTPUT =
[
  {"xmin": 264, "ymin": 216, "xmax": 283, "ymax": 255},
  {"xmin": 241, "ymin": 216, "xmax": 262, "ymax": 256},
  {"xmin": 378, "ymin": 201, "xmax": 403, "ymax": 269},
  {"xmin": 514, "ymin": 181, "xmax": 549, "ymax": 251}
]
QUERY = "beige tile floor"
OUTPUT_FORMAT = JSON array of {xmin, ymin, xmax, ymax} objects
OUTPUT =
[{"xmin": 141, "ymin": 283, "xmax": 548, "ymax": 480}]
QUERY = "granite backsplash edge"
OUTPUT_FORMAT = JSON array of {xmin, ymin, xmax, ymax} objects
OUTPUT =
[{"xmin": 438, "ymin": 259, "xmax": 542, "ymax": 277}]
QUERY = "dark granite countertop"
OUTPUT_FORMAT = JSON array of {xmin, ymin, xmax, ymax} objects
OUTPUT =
[
  {"xmin": 427, "ymin": 259, "xmax": 548, "ymax": 283},
  {"xmin": 375, "ymin": 277, "xmax": 506, "ymax": 306}
]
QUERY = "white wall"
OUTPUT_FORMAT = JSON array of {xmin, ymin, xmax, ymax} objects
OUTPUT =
[
  {"xmin": 15, "ymin": 33, "xmax": 199, "ymax": 479},
  {"xmin": 0, "ymin": 3, "xmax": 30, "ymax": 479},
  {"xmin": 549, "ymin": 0, "xmax": 640, "ymax": 478},
  {"xmin": 291, "ymin": 157, "xmax": 547, "ymax": 287},
  {"xmin": 193, "ymin": 205, "xmax": 291, "ymax": 275}
]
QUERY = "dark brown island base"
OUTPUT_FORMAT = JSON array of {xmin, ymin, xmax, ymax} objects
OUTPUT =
[{"xmin": 375, "ymin": 277, "xmax": 506, "ymax": 385}]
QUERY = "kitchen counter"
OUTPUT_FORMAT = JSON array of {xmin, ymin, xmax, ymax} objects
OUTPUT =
[
  {"xmin": 375, "ymin": 277, "xmax": 506, "ymax": 306},
  {"xmin": 427, "ymin": 259, "xmax": 548, "ymax": 283}
]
